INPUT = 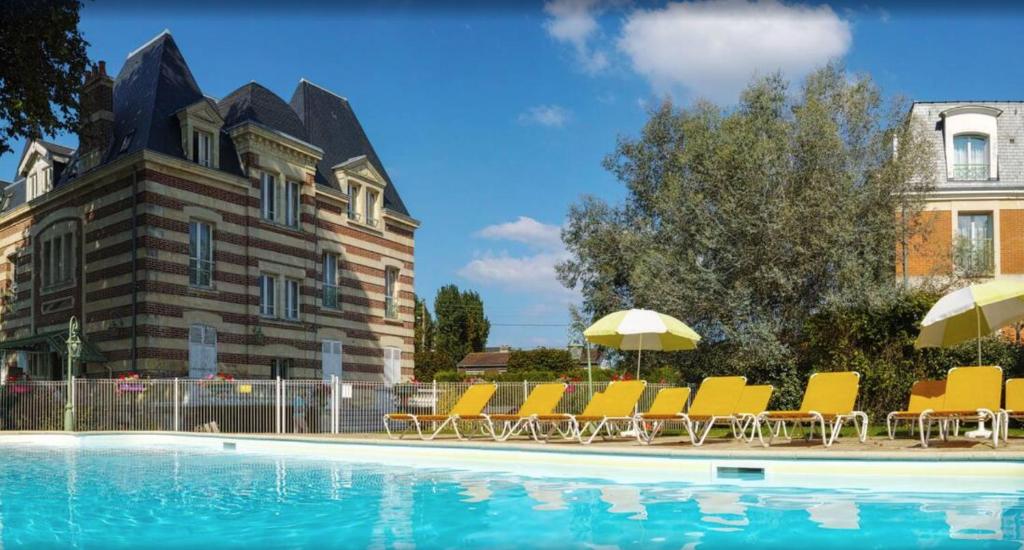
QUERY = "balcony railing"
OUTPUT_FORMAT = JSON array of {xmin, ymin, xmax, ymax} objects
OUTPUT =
[
  {"xmin": 951, "ymin": 164, "xmax": 990, "ymax": 181},
  {"xmin": 366, "ymin": 217, "xmax": 379, "ymax": 228},
  {"xmin": 347, "ymin": 210, "xmax": 361, "ymax": 222},
  {"xmin": 954, "ymin": 237, "xmax": 994, "ymax": 277}
]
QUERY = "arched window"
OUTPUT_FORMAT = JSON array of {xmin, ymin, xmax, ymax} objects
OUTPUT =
[{"xmin": 953, "ymin": 134, "xmax": 989, "ymax": 180}]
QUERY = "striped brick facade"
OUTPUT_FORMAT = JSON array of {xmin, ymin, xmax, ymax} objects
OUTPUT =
[{"xmin": 0, "ymin": 149, "xmax": 417, "ymax": 381}]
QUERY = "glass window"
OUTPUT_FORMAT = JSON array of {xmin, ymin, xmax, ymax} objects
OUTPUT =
[
  {"xmin": 285, "ymin": 278, "xmax": 300, "ymax": 320},
  {"xmin": 955, "ymin": 213, "xmax": 994, "ymax": 276},
  {"xmin": 259, "ymin": 273, "xmax": 276, "ymax": 317},
  {"xmin": 347, "ymin": 184, "xmax": 360, "ymax": 221},
  {"xmin": 188, "ymin": 324, "xmax": 217, "ymax": 379},
  {"xmin": 193, "ymin": 130, "xmax": 212, "ymax": 167},
  {"xmin": 953, "ymin": 135, "xmax": 989, "ymax": 180},
  {"xmin": 261, "ymin": 172, "xmax": 276, "ymax": 221},
  {"xmin": 384, "ymin": 267, "xmax": 398, "ymax": 319},
  {"xmin": 322, "ymin": 253, "xmax": 340, "ymax": 309},
  {"xmin": 365, "ymin": 190, "xmax": 378, "ymax": 226},
  {"xmin": 41, "ymin": 232, "xmax": 74, "ymax": 290},
  {"xmin": 189, "ymin": 221, "xmax": 213, "ymax": 287},
  {"xmin": 285, "ymin": 181, "xmax": 300, "ymax": 228}
]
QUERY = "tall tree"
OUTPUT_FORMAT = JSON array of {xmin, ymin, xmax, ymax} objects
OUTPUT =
[
  {"xmin": 413, "ymin": 294, "xmax": 434, "ymax": 353},
  {"xmin": 558, "ymin": 64, "xmax": 936, "ymax": 399},
  {"xmin": 433, "ymin": 285, "xmax": 490, "ymax": 362},
  {"xmin": 0, "ymin": 0, "xmax": 90, "ymax": 155}
]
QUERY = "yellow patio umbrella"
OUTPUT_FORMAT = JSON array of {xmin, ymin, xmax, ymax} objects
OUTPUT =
[
  {"xmin": 915, "ymin": 279, "xmax": 1024, "ymax": 365},
  {"xmin": 584, "ymin": 308, "xmax": 701, "ymax": 378}
]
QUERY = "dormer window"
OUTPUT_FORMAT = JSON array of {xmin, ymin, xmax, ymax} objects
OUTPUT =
[
  {"xmin": 176, "ymin": 99, "xmax": 223, "ymax": 169},
  {"xmin": 193, "ymin": 130, "xmax": 212, "ymax": 167},
  {"xmin": 347, "ymin": 183, "xmax": 360, "ymax": 221},
  {"xmin": 953, "ymin": 135, "xmax": 989, "ymax": 181},
  {"xmin": 365, "ymin": 190, "xmax": 379, "ymax": 227},
  {"xmin": 940, "ymin": 105, "xmax": 1000, "ymax": 181}
]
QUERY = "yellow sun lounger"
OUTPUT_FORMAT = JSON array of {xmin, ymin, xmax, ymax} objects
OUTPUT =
[
  {"xmin": 732, "ymin": 384, "xmax": 774, "ymax": 442},
  {"xmin": 919, "ymin": 366, "xmax": 1003, "ymax": 448},
  {"xmin": 677, "ymin": 376, "xmax": 747, "ymax": 446},
  {"xmin": 383, "ymin": 383, "xmax": 497, "ymax": 440},
  {"xmin": 754, "ymin": 372, "xmax": 867, "ymax": 448},
  {"xmin": 1002, "ymin": 378, "xmax": 1023, "ymax": 442},
  {"xmin": 885, "ymin": 380, "xmax": 946, "ymax": 439},
  {"xmin": 633, "ymin": 387, "xmax": 692, "ymax": 443},
  {"xmin": 536, "ymin": 380, "xmax": 647, "ymax": 444},
  {"xmin": 479, "ymin": 383, "xmax": 567, "ymax": 441},
  {"xmin": 535, "ymin": 391, "xmax": 607, "ymax": 441}
]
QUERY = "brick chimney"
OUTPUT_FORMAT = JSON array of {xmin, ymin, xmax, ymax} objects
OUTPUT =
[{"xmin": 78, "ymin": 61, "xmax": 114, "ymax": 172}]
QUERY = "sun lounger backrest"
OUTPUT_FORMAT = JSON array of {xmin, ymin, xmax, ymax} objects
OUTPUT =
[
  {"xmin": 943, "ymin": 366, "xmax": 1002, "ymax": 412},
  {"xmin": 1007, "ymin": 379, "xmax": 1024, "ymax": 412},
  {"xmin": 734, "ymin": 385, "xmax": 773, "ymax": 415},
  {"xmin": 689, "ymin": 376, "xmax": 746, "ymax": 416},
  {"xmin": 601, "ymin": 380, "xmax": 647, "ymax": 417},
  {"xmin": 579, "ymin": 392, "xmax": 607, "ymax": 416},
  {"xmin": 449, "ymin": 384, "xmax": 497, "ymax": 416},
  {"xmin": 799, "ymin": 372, "xmax": 859, "ymax": 415},
  {"xmin": 644, "ymin": 387, "xmax": 691, "ymax": 416},
  {"xmin": 518, "ymin": 383, "xmax": 567, "ymax": 417},
  {"xmin": 905, "ymin": 380, "xmax": 946, "ymax": 413}
]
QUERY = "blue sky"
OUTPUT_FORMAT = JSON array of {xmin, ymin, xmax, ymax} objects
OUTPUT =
[{"xmin": 2, "ymin": 1, "xmax": 1023, "ymax": 349}]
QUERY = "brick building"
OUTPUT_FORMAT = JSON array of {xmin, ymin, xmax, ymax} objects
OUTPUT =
[
  {"xmin": 901, "ymin": 101, "xmax": 1024, "ymax": 281},
  {"xmin": 0, "ymin": 31, "xmax": 418, "ymax": 382}
]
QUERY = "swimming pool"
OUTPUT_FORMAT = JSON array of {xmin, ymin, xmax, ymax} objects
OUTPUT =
[{"xmin": 0, "ymin": 435, "xmax": 1022, "ymax": 548}]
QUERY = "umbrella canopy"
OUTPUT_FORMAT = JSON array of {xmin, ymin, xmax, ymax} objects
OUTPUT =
[
  {"xmin": 915, "ymin": 279, "xmax": 1024, "ymax": 364},
  {"xmin": 584, "ymin": 309, "xmax": 700, "ymax": 351}
]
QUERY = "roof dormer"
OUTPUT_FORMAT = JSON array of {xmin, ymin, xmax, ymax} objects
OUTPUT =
[
  {"xmin": 176, "ymin": 98, "xmax": 225, "ymax": 169},
  {"xmin": 333, "ymin": 155, "xmax": 388, "ymax": 229},
  {"xmin": 17, "ymin": 140, "xmax": 73, "ymax": 202},
  {"xmin": 940, "ymin": 105, "xmax": 1002, "ymax": 181}
]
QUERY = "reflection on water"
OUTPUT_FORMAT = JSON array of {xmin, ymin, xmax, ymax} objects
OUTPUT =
[{"xmin": 0, "ymin": 444, "xmax": 1021, "ymax": 549}]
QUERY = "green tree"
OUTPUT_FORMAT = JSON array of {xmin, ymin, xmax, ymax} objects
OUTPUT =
[
  {"xmin": 558, "ymin": 65, "xmax": 937, "ymax": 405},
  {"xmin": 432, "ymin": 285, "xmax": 490, "ymax": 362},
  {"xmin": 0, "ymin": 0, "xmax": 90, "ymax": 155},
  {"xmin": 506, "ymin": 348, "xmax": 575, "ymax": 373},
  {"xmin": 413, "ymin": 294, "xmax": 434, "ymax": 353}
]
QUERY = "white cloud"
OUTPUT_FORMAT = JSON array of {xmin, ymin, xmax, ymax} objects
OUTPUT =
[
  {"xmin": 517, "ymin": 105, "xmax": 571, "ymax": 128},
  {"xmin": 460, "ymin": 217, "xmax": 576, "ymax": 298},
  {"xmin": 476, "ymin": 216, "xmax": 563, "ymax": 251},
  {"xmin": 459, "ymin": 251, "xmax": 572, "ymax": 295},
  {"xmin": 543, "ymin": 0, "xmax": 610, "ymax": 74},
  {"xmin": 617, "ymin": 0, "xmax": 852, "ymax": 102}
]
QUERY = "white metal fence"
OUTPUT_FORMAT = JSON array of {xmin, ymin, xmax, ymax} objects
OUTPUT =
[{"xmin": 0, "ymin": 379, "xmax": 680, "ymax": 434}]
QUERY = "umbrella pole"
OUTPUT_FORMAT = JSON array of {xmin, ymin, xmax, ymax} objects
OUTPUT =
[
  {"xmin": 586, "ymin": 341, "xmax": 593, "ymax": 399},
  {"xmin": 976, "ymin": 305, "xmax": 982, "ymax": 367},
  {"xmin": 636, "ymin": 344, "xmax": 642, "ymax": 380}
]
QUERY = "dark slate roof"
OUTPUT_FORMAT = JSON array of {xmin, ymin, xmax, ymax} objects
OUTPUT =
[
  {"xmin": 290, "ymin": 80, "xmax": 410, "ymax": 217},
  {"xmin": 219, "ymin": 83, "xmax": 309, "ymax": 142},
  {"xmin": 79, "ymin": 31, "xmax": 243, "ymax": 183},
  {"xmin": 2, "ymin": 179, "xmax": 26, "ymax": 212},
  {"xmin": 457, "ymin": 351, "xmax": 511, "ymax": 369}
]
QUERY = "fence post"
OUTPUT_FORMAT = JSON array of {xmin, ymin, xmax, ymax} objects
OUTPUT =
[
  {"xmin": 431, "ymin": 379, "xmax": 437, "ymax": 415},
  {"xmin": 331, "ymin": 375, "xmax": 339, "ymax": 435},
  {"xmin": 173, "ymin": 378, "xmax": 180, "ymax": 432},
  {"xmin": 522, "ymin": 380, "xmax": 528, "ymax": 402},
  {"xmin": 275, "ymin": 376, "xmax": 282, "ymax": 434}
]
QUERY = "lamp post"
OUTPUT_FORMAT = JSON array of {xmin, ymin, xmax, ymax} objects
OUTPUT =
[
  {"xmin": 63, "ymin": 316, "xmax": 82, "ymax": 432},
  {"xmin": 568, "ymin": 340, "xmax": 593, "ymax": 398}
]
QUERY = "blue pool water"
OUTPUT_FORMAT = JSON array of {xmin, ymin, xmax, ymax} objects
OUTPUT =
[{"xmin": 0, "ymin": 443, "xmax": 1022, "ymax": 548}]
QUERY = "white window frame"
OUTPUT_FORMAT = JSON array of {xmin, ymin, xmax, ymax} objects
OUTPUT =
[
  {"xmin": 194, "ymin": 130, "xmax": 212, "ymax": 167},
  {"xmin": 384, "ymin": 267, "xmax": 399, "ymax": 319},
  {"xmin": 41, "ymin": 230, "xmax": 74, "ymax": 291},
  {"xmin": 365, "ymin": 189, "xmax": 378, "ymax": 227},
  {"xmin": 347, "ymin": 183, "xmax": 361, "ymax": 221},
  {"xmin": 323, "ymin": 253, "xmax": 340, "ymax": 309},
  {"xmin": 285, "ymin": 278, "xmax": 300, "ymax": 320},
  {"xmin": 261, "ymin": 172, "xmax": 277, "ymax": 221},
  {"xmin": 285, "ymin": 180, "xmax": 300, "ymax": 228},
  {"xmin": 189, "ymin": 220, "xmax": 214, "ymax": 288},
  {"xmin": 383, "ymin": 347, "xmax": 402, "ymax": 385},
  {"xmin": 259, "ymin": 273, "xmax": 277, "ymax": 317},
  {"xmin": 188, "ymin": 324, "xmax": 217, "ymax": 379}
]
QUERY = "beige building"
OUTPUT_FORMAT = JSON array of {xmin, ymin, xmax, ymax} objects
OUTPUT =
[
  {"xmin": 901, "ymin": 102, "xmax": 1024, "ymax": 281},
  {"xmin": 0, "ymin": 31, "xmax": 418, "ymax": 382}
]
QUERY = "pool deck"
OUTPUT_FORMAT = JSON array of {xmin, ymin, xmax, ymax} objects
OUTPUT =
[{"xmin": 15, "ymin": 431, "xmax": 1020, "ymax": 461}]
